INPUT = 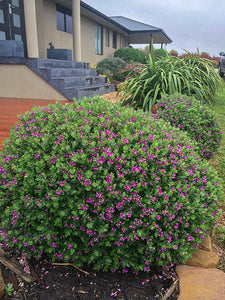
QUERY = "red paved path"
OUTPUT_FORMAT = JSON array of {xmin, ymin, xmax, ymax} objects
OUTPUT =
[{"xmin": 0, "ymin": 97, "xmax": 69, "ymax": 149}]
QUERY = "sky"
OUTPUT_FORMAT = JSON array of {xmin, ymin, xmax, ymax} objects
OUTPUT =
[{"xmin": 83, "ymin": 0, "xmax": 225, "ymax": 57}]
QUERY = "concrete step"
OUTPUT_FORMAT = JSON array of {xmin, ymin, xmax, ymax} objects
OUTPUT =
[
  {"xmin": 51, "ymin": 76, "xmax": 107, "ymax": 88},
  {"xmin": 24, "ymin": 58, "xmax": 114, "ymax": 101},
  {"xmin": 37, "ymin": 58, "xmax": 89, "ymax": 69},
  {"xmin": 47, "ymin": 67, "xmax": 97, "ymax": 78},
  {"xmin": 64, "ymin": 84, "xmax": 115, "ymax": 100}
]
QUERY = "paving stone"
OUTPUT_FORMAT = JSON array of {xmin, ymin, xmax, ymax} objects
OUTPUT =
[
  {"xmin": 176, "ymin": 265, "xmax": 225, "ymax": 300},
  {"xmin": 186, "ymin": 249, "xmax": 219, "ymax": 268},
  {"xmin": 0, "ymin": 269, "xmax": 4, "ymax": 299}
]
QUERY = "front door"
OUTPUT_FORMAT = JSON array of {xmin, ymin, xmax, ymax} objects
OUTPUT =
[{"xmin": 0, "ymin": 0, "xmax": 27, "ymax": 56}]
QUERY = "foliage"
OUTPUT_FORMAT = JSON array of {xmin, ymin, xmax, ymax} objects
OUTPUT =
[
  {"xmin": 169, "ymin": 49, "xmax": 179, "ymax": 57},
  {"xmin": 96, "ymin": 57, "xmax": 126, "ymax": 81},
  {"xmin": 114, "ymin": 47, "xmax": 147, "ymax": 64},
  {"xmin": 201, "ymin": 51, "xmax": 210, "ymax": 56},
  {"xmin": 141, "ymin": 47, "xmax": 168, "ymax": 60},
  {"xmin": 118, "ymin": 51, "xmax": 190, "ymax": 111},
  {"xmin": 119, "ymin": 63, "xmax": 145, "ymax": 81},
  {"xmin": 209, "ymin": 83, "xmax": 225, "ymax": 245},
  {"xmin": 0, "ymin": 98, "xmax": 222, "ymax": 272},
  {"xmin": 4, "ymin": 283, "xmax": 14, "ymax": 296},
  {"xmin": 89, "ymin": 64, "xmax": 97, "ymax": 69},
  {"xmin": 179, "ymin": 51, "xmax": 220, "ymax": 68},
  {"xmin": 154, "ymin": 48, "xmax": 168, "ymax": 60},
  {"xmin": 180, "ymin": 52, "xmax": 222, "ymax": 100},
  {"xmin": 118, "ymin": 50, "xmax": 222, "ymax": 111},
  {"xmin": 156, "ymin": 94, "xmax": 223, "ymax": 159}
]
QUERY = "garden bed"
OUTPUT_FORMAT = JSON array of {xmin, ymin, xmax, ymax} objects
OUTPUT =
[{"xmin": 0, "ymin": 246, "xmax": 178, "ymax": 299}]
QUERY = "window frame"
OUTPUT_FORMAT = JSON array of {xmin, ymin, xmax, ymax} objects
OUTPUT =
[
  {"xmin": 95, "ymin": 23, "xmax": 103, "ymax": 55},
  {"xmin": 56, "ymin": 4, "xmax": 72, "ymax": 34}
]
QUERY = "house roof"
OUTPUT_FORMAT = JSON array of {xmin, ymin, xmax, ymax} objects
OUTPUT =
[
  {"xmin": 111, "ymin": 16, "xmax": 172, "ymax": 44},
  {"xmin": 111, "ymin": 16, "xmax": 162, "ymax": 32}
]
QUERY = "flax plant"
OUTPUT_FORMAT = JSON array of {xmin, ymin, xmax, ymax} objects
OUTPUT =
[
  {"xmin": 179, "ymin": 51, "xmax": 222, "ymax": 104},
  {"xmin": 118, "ymin": 49, "xmax": 222, "ymax": 111}
]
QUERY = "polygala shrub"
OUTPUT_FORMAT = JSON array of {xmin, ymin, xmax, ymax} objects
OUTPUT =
[
  {"xmin": 156, "ymin": 94, "xmax": 223, "ymax": 159},
  {"xmin": 0, "ymin": 98, "xmax": 222, "ymax": 272}
]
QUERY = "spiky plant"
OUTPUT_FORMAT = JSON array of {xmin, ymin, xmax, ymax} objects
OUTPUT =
[{"xmin": 118, "ymin": 49, "xmax": 222, "ymax": 111}]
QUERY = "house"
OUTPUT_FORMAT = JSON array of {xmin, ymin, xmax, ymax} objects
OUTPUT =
[{"xmin": 0, "ymin": 0, "xmax": 172, "ymax": 100}]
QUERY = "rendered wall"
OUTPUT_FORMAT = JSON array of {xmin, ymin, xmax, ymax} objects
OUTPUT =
[
  {"xmin": 0, "ymin": 65, "xmax": 67, "ymax": 100},
  {"xmin": 35, "ymin": 0, "xmax": 128, "ymax": 64}
]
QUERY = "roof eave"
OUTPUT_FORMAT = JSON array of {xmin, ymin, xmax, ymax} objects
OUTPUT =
[{"xmin": 128, "ymin": 30, "xmax": 172, "ymax": 43}]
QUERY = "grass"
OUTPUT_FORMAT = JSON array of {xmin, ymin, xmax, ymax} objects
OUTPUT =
[{"xmin": 209, "ymin": 80, "xmax": 225, "ymax": 271}]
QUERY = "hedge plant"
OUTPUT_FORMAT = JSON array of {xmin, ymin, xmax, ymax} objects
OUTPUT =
[
  {"xmin": 96, "ymin": 57, "xmax": 126, "ymax": 81},
  {"xmin": 114, "ymin": 47, "xmax": 147, "ymax": 64},
  {"xmin": 154, "ymin": 48, "xmax": 168, "ymax": 60},
  {"xmin": 0, "ymin": 97, "xmax": 222, "ymax": 272},
  {"xmin": 156, "ymin": 94, "xmax": 223, "ymax": 159}
]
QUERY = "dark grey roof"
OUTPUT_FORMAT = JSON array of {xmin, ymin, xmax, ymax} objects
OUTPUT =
[
  {"xmin": 111, "ymin": 16, "xmax": 161, "ymax": 32},
  {"xmin": 111, "ymin": 16, "xmax": 172, "ymax": 43}
]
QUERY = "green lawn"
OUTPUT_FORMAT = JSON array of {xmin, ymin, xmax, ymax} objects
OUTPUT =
[
  {"xmin": 211, "ymin": 82, "xmax": 225, "ymax": 185},
  {"xmin": 210, "ymin": 80, "xmax": 225, "ymax": 271}
]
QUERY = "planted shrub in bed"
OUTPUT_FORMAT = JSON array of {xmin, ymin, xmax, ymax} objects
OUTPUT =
[
  {"xmin": 0, "ymin": 97, "xmax": 222, "ymax": 272},
  {"xmin": 114, "ymin": 47, "xmax": 147, "ymax": 64},
  {"xmin": 96, "ymin": 57, "xmax": 126, "ymax": 81},
  {"xmin": 156, "ymin": 94, "xmax": 223, "ymax": 159}
]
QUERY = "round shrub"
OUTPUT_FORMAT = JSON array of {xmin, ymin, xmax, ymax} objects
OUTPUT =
[
  {"xmin": 156, "ymin": 94, "xmax": 223, "ymax": 159},
  {"xmin": 0, "ymin": 98, "xmax": 222, "ymax": 273},
  {"xmin": 114, "ymin": 47, "xmax": 147, "ymax": 64},
  {"xmin": 154, "ymin": 48, "xmax": 168, "ymax": 60},
  {"xmin": 96, "ymin": 57, "xmax": 126, "ymax": 81}
]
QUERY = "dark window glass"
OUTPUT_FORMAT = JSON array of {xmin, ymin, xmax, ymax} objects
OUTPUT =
[
  {"xmin": 56, "ymin": 4, "xmax": 72, "ymax": 34},
  {"xmin": 15, "ymin": 33, "xmax": 22, "ymax": 41},
  {"xmin": 0, "ymin": 31, "xmax": 6, "ymax": 40},
  {"xmin": 12, "ymin": 0, "xmax": 20, "ymax": 7},
  {"xmin": 95, "ymin": 24, "xmax": 102, "ymax": 55},
  {"xmin": 0, "ymin": 9, "xmax": 4, "ymax": 24},
  {"xmin": 105, "ymin": 28, "xmax": 109, "ymax": 47},
  {"xmin": 13, "ymin": 13, "xmax": 21, "ymax": 28},
  {"xmin": 66, "ymin": 14, "xmax": 72, "ymax": 34},
  {"xmin": 113, "ymin": 31, "xmax": 117, "ymax": 49},
  {"xmin": 56, "ymin": 10, "xmax": 65, "ymax": 31}
]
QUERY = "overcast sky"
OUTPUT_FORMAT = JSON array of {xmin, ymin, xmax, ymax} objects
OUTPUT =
[{"xmin": 83, "ymin": 0, "xmax": 225, "ymax": 57}]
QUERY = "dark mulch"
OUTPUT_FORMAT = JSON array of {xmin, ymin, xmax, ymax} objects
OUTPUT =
[{"xmin": 0, "ymin": 246, "xmax": 179, "ymax": 300}]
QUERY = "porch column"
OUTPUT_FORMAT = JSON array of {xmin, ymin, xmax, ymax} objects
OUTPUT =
[
  {"xmin": 23, "ymin": 0, "xmax": 39, "ymax": 58},
  {"xmin": 72, "ymin": 0, "xmax": 82, "ymax": 61}
]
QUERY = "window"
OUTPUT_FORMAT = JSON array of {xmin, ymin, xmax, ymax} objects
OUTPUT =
[
  {"xmin": 113, "ymin": 31, "xmax": 117, "ymax": 49},
  {"xmin": 105, "ymin": 27, "xmax": 109, "ymax": 47},
  {"xmin": 56, "ymin": 4, "xmax": 72, "ymax": 34},
  {"xmin": 95, "ymin": 24, "xmax": 102, "ymax": 55}
]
